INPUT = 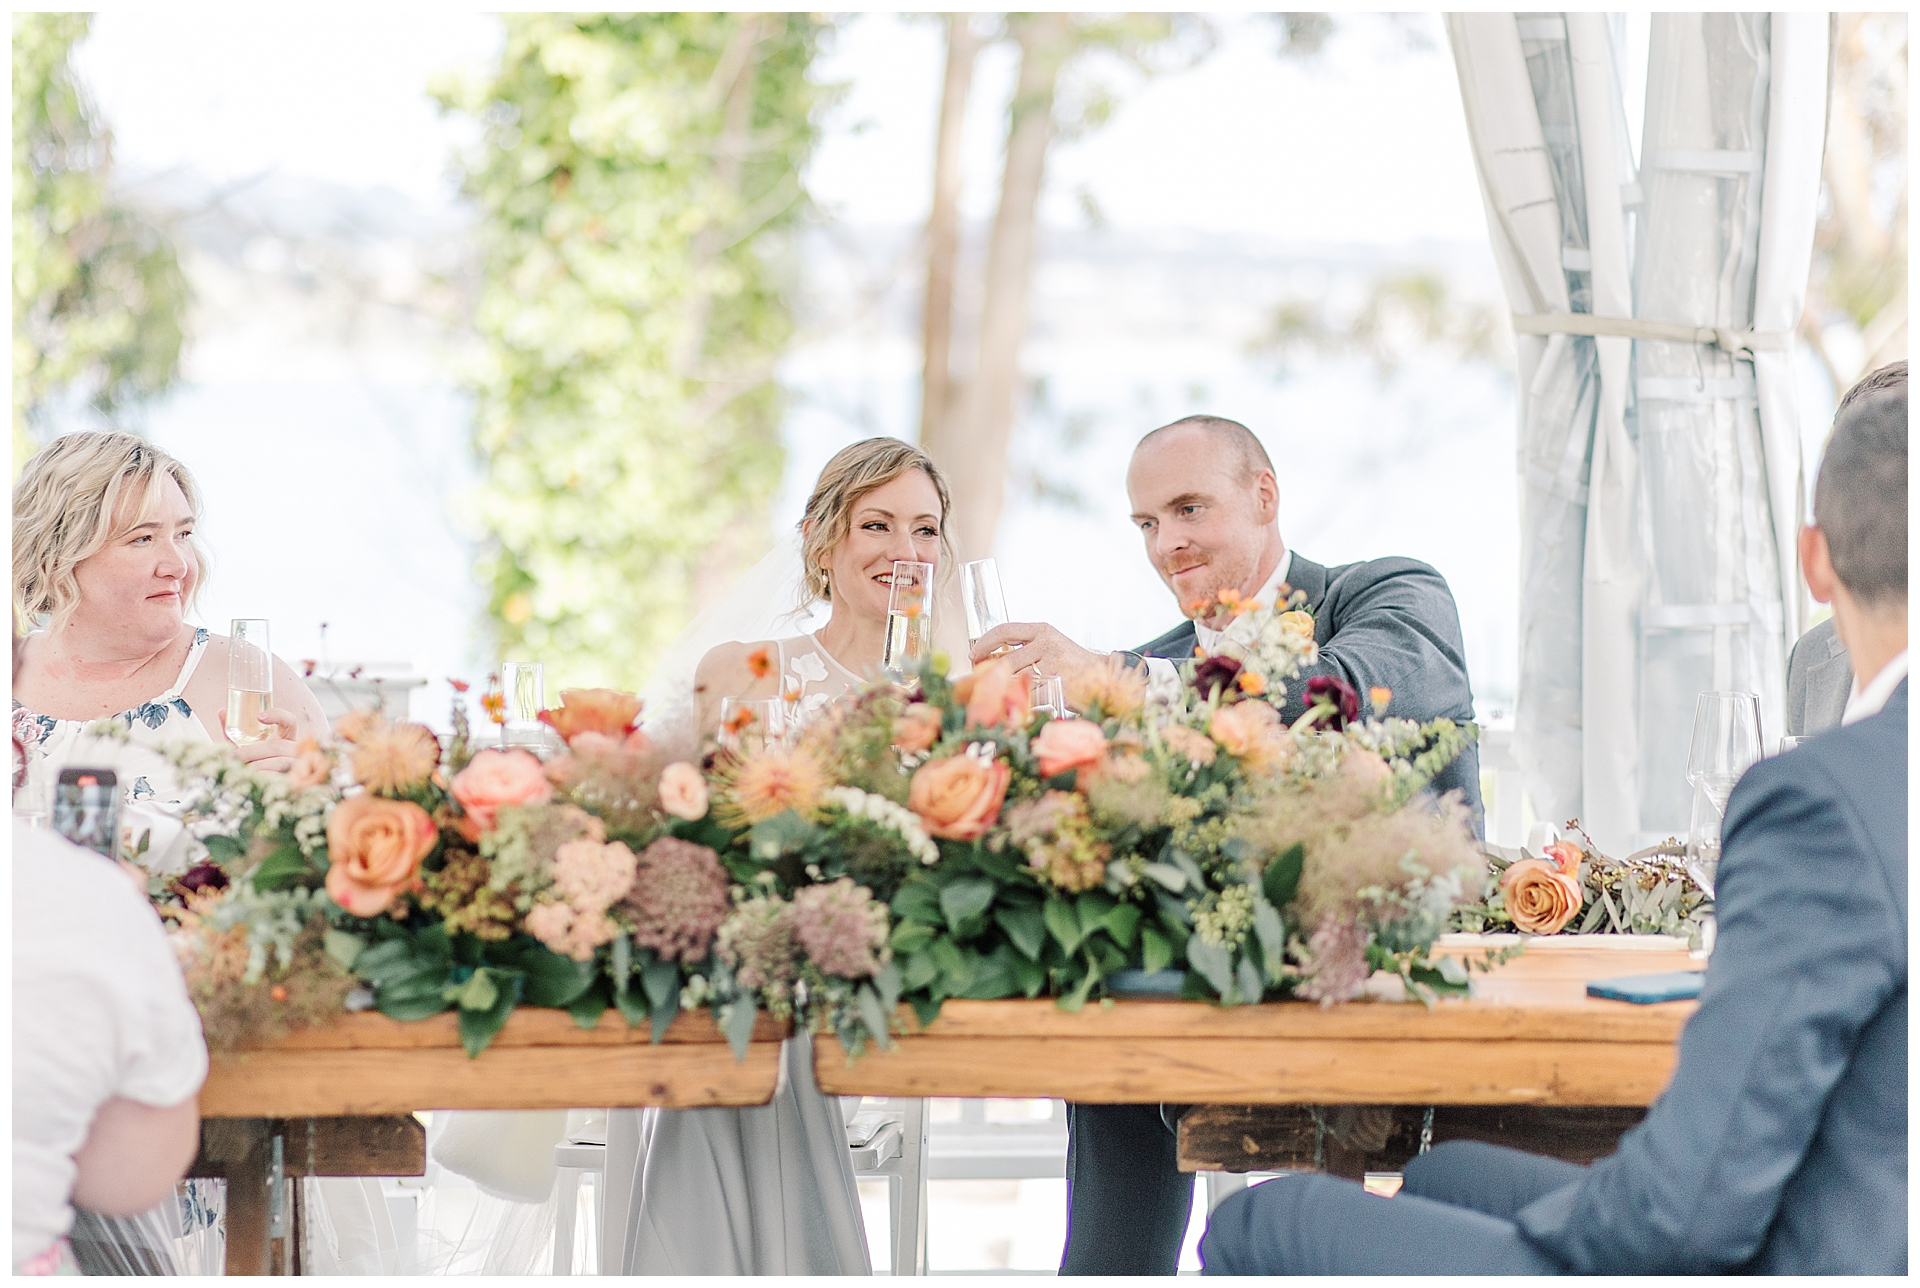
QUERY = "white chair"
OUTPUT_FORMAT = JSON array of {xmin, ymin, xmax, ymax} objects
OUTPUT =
[
  {"xmin": 552, "ymin": 1115, "xmax": 607, "ymax": 1277},
  {"xmin": 847, "ymin": 1097, "xmax": 929, "ymax": 1275}
]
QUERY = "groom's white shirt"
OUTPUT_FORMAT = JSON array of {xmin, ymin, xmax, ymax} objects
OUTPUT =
[{"xmin": 1141, "ymin": 549, "xmax": 1293, "ymax": 699}]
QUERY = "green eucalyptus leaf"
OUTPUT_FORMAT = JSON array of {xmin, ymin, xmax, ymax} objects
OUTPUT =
[
  {"xmin": 1140, "ymin": 926, "xmax": 1173, "ymax": 976},
  {"xmin": 457, "ymin": 979, "xmax": 519, "ymax": 1057},
  {"xmin": 1236, "ymin": 956, "xmax": 1264, "ymax": 1007},
  {"xmin": 1251, "ymin": 897, "xmax": 1286, "ymax": 978},
  {"xmin": 721, "ymin": 998, "xmax": 757, "ymax": 1061},
  {"xmin": 323, "ymin": 930, "xmax": 366, "ymax": 971},
  {"xmin": 1186, "ymin": 937, "xmax": 1237, "ymax": 1001},
  {"xmin": 855, "ymin": 983, "xmax": 890, "ymax": 1048},
  {"xmin": 569, "ymin": 978, "xmax": 613, "ymax": 1029},
  {"xmin": 1139, "ymin": 862, "xmax": 1189, "ymax": 893}
]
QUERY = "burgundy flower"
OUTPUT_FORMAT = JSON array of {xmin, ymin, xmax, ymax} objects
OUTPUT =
[
  {"xmin": 176, "ymin": 862, "xmax": 230, "ymax": 896},
  {"xmin": 1305, "ymin": 675, "xmax": 1360, "ymax": 730},
  {"xmin": 1193, "ymin": 654, "xmax": 1245, "ymax": 700}
]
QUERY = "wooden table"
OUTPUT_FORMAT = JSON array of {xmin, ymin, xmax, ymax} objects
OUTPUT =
[
  {"xmin": 813, "ymin": 941, "xmax": 1701, "ymax": 1106},
  {"xmin": 195, "ymin": 1008, "xmax": 788, "ymax": 1274}
]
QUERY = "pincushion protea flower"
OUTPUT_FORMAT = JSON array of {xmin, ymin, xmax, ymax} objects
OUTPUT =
[
  {"xmin": 350, "ymin": 720, "xmax": 442, "ymax": 795},
  {"xmin": 790, "ymin": 878, "xmax": 890, "ymax": 979},
  {"xmin": 713, "ymin": 746, "xmax": 828, "ymax": 827},
  {"xmin": 625, "ymin": 837, "xmax": 730, "ymax": 962}
]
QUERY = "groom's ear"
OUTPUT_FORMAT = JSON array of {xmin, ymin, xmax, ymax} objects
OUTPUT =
[{"xmin": 1253, "ymin": 469, "xmax": 1280, "ymax": 524}]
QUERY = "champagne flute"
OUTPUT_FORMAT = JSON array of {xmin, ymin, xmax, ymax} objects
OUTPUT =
[
  {"xmin": 962, "ymin": 559, "xmax": 1011, "ymax": 652},
  {"xmin": 226, "ymin": 619, "xmax": 273, "ymax": 745},
  {"xmin": 1685, "ymin": 691, "xmax": 1763, "ymax": 818},
  {"xmin": 502, "ymin": 661, "xmax": 545, "ymax": 747},
  {"xmin": 1683, "ymin": 779, "xmax": 1723, "ymax": 899},
  {"xmin": 719, "ymin": 696, "xmax": 786, "ymax": 755},
  {"xmin": 882, "ymin": 560, "xmax": 935, "ymax": 683}
]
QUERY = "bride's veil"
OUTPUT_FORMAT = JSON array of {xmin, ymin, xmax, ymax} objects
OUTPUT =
[{"xmin": 636, "ymin": 532, "xmax": 830, "ymax": 755}]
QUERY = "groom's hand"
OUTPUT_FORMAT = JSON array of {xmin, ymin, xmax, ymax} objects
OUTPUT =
[{"xmin": 970, "ymin": 622, "xmax": 1105, "ymax": 679}]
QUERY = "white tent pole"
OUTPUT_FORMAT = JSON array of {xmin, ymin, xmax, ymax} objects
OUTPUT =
[{"xmin": 1566, "ymin": 11, "xmax": 1641, "ymax": 852}]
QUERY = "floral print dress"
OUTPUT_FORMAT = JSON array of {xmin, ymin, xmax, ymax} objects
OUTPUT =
[
  {"xmin": 774, "ymin": 633, "xmax": 866, "ymax": 726},
  {"xmin": 11, "ymin": 628, "xmax": 216, "ymax": 815}
]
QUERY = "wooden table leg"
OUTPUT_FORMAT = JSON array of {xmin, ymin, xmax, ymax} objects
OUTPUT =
[{"xmin": 192, "ymin": 1118, "xmax": 271, "ymax": 1275}]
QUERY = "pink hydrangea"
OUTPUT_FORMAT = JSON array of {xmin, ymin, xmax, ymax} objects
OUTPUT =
[
  {"xmin": 625, "ymin": 837, "xmax": 731, "ymax": 963},
  {"xmin": 1293, "ymin": 917, "xmax": 1373, "ymax": 1006},
  {"xmin": 527, "ymin": 838, "xmax": 637, "ymax": 962},
  {"xmin": 790, "ymin": 878, "xmax": 890, "ymax": 980}
]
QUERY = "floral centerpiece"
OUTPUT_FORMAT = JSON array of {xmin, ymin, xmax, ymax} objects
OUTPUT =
[
  {"xmin": 1451, "ymin": 821, "xmax": 1712, "ymax": 947},
  {"xmin": 142, "ymin": 590, "xmax": 1489, "ymax": 1061}
]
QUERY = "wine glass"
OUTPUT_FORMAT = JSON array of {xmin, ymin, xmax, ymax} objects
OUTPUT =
[
  {"xmin": 226, "ymin": 619, "xmax": 273, "ymax": 745},
  {"xmin": 1683, "ymin": 779, "xmax": 1723, "ymax": 899},
  {"xmin": 882, "ymin": 560, "xmax": 935, "ymax": 682},
  {"xmin": 962, "ymin": 559, "xmax": 1010, "ymax": 649},
  {"xmin": 502, "ymin": 661, "xmax": 545, "ymax": 747},
  {"xmin": 1685, "ymin": 691, "xmax": 1762, "ymax": 818},
  {"xmin": 1031, "ymin": 673, "xmax": 1067, "ymax": 719},
  {"xmin": 719, "ymin": 696, "xmax": 786, "ymax": 755}
]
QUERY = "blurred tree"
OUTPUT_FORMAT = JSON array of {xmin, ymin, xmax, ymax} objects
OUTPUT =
[
  {"xmin": 919, "ymin": 14, "xmax": 1214, "ymax": 561},
  {"xmin": 1801, "ymin": 12, "xmax": 1907, "ymax": 391},
  {"xmin": 11, "ymin": 13, "xmax": 187, "ymax": 473},
  {"xmin": 437, "ymin": 15, "xmax": 832, "ymax": 689},
  {"xmin": 1250, "ymin": 270, "xmax": 1510, "ymax": 382}
]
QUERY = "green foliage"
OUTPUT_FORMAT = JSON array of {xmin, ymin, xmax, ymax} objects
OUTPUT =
[
  {"xmin": 435, "ymin": 15, "xmax": 834, "ymax": 688},
  {"xmin": 12, "ymin": 14, "xmax": 187, "ymax": 472}
]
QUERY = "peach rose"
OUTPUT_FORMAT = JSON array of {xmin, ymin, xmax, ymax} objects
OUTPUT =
[
  {"xmin": 325, "ymin": 794, "xmax": 438, "ymax": 917},
  {"xmin": 538, "ymin": 687, "xmax": 643, "ymax": 743},
  {"xmin": 954, "ymin": 658, "xmax": 1031, "ymax": 731},
  {"xmin": 1209, "ymin": 700, "xmax": 1287, "ymax": 771},
  {"xmin": 1542, "ymin": 840, "xmax": 1583, "ymax": 878},
  {"xmin": 908, "ymin": 754, "xmax": 1011, "ymax": 841},
  {"xmin": 450, "ymin": 748, "xmax": 553, "ymax": 832},
  {"xmin": 1159, "ymin": 724, "xmax": 1217, "ymax": 766},
  {"xmin": 1502, "ymin": 859, "xmax": 1584, "ymax": 934},
  {"xmin": 288, "ymin": 739, "xmax": 333, "ymax": 791},
  {"xmin": 1031, "ymin": 718, "xmax": 1108, "ymax": 779},
  {"xmin": 1341, "ymin": 746, "xmax": 1393, "ymax": 790},
  {"xmin": 893, "ymin": 702, "xmax": 944, "ymax": 754},
  {"xmin": 658, "ymin": 761, "xmax": 710, "ymax": 821}
]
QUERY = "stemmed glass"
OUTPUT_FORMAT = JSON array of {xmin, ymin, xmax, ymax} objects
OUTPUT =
[
  {"xmin": 962, "ymin": 559, "xmax": 1011, "ymax": 652},
  {"xmin": 1683, "ymin": 691, "xmax": 1762, "ymax": 898},
  {"xmin": 882, "ymin": 560, "xmax": 935, "ymax": 683},
  {"xmin": 502, "ymin": 661, "xmax": 546, "ymax": 747},
  {"xmin": 226, "ymin": 619, "xmax": 273, "ymax": 745},
  {"xmin": 1031, "ymin": 674, "xmax": 1067, "ymax": 719}
]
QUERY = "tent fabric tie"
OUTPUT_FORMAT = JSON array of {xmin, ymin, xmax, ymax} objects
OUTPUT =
[{"xmin": 1511, "ymin": 311, "xmax": 1793, "ymax": 357}]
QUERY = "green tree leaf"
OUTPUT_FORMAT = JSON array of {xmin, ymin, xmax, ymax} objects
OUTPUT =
[
  {"xmin": 995, "ymin": 904, "xmax": 1047, "ymax": 961},
  {"xmin": 1140, "ymin": 925, "xmax": 1173, "ymax": 976},
  {"xmin": 939, "ymin": 877, "xmax": 997, "ymax": 928},
  {"xmin": 1263, "ymin": 842, "xmax": 1305, "ymax": 909},
  {"xmin": 1043, "ymin": 898, "xmax": 1085, "ymax": 955}
]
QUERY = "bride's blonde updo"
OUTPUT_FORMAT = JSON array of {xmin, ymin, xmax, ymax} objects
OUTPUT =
[
  {"xmin": 13, "ymin": 431, "xmax": 207, "ymax": 631},
  {"xmin": 798, "ymin": 438, "xmax": 953, "ymax": 606}
]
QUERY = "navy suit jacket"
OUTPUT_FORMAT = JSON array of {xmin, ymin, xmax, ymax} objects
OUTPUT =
[
  {"xmin": 1132, "ymin": 552, "xmax": 1483, "ymax": 831},
  {"xmin": 1516, "ymin": 681, "xmax": 1908, "ymax": 1274}
]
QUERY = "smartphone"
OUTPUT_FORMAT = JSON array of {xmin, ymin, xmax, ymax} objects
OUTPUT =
[
  {"xmin": 1585, "ymin": 971, "xmax": 1706, "ymax": 1004},
  {"xmin": 53, "ymin": 767, "xmax": 118, "ymax": 860}
]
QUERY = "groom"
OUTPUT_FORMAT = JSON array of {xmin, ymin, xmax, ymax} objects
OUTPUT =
[{"xmin": 971, "ymin": 413, "xmax": 1483, "ymax": 1276}]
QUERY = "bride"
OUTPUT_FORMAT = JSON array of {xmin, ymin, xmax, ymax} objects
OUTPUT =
[{"xmin": 600, "ymin": 436, "xmax": 953, "ymax": 1275}]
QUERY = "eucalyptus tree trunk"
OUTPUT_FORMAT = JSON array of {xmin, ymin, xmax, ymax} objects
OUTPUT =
[
  {"xmin": 933, "ymin": 12, "xmax": 1072, "ymax": 563},
  {"xmin": 918, "ymin": 14, "xmax": 983, "ymax": 447},
  {"xmin": 678, "ymin": 14, "xmax": 766, "ymax": 375}
]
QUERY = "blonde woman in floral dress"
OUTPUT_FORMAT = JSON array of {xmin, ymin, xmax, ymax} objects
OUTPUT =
[{"xmin": 596, "ymin": 438, "xmax": 952, "ymax": 1275}]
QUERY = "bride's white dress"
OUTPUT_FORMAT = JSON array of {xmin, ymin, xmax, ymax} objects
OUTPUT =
[{"xmin": 602, "ymin": 631, "xmax": 872, "ymax": 1275}]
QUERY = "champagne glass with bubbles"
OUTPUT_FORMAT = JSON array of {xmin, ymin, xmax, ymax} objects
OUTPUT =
[
  {"xmin": 226, "ymin": 619, "xmax": 273, "ymax": 745},
  {"xmin": 882, "ymin": 560, "xmax": 935, "ymax": 683}
]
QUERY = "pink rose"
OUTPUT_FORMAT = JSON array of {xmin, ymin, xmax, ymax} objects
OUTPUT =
[
  {"xmin": 658, "ymin": 761, "xmax": 710, "ymax": 821},
  {"xmin": 893, "ymin": 703, "xmax": 944, "ymax": 754},
  {"xmin": 1543, "ymin": 840, "xmax": 1583, "ymax": 877},
  {"xmin": 1031, "ymin": 718, "xmax": 1108, "ymax": 780},
  {"xmin": 324, "ymin": 794, "xmax": 438, "ymax": 917},
  {"xmin": 954, "ymin": 658, "xmax": 1031, "ymax": 731},
  {"xmin": 449, "ymin": 748, "xmax": 552, "ymax": 833},
  {"xmin": 908, "ymin": 755, "xmax": 1011, "ymax": 841}
]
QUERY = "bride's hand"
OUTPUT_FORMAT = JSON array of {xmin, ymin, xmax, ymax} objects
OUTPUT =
[
  {"xmin": 234, "ymin": 707, "xmax": 302, "ymax": 773},
  {"xmin": 970, "ymin": 622, "xmax": 1104, "ymax": 680}
]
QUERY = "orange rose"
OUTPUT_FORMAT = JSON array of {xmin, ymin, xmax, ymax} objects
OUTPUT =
[
  {"xmin": 287, "ymin": 739, "xmax": 333, "ymax": 791},
  {"xmin": 1542, "ymin": 840, "xmax": 1583, "ymax": 877},
  {"xmin": 325, "ymin": 794, "xmax": 438, "ymax": 917},
  {"xmin": 450, "ymin": 748, "xmax": 553, "ymax": 832},
  {"xmin": 658, "ymin": 761, "xmax": 710, "ymax": 821},
  {"xmin": 1502, "ymin": 859, "xmax": 1584, "ymax": 934},
  {"xmin": 893, "ymin": 702, "xmax": 944, "ymax": 754},
  {"xmin": 954, "ymin": 658, "xmax": 1031, "ymax": 730},
  {"xmin": 908, "ymin": 754, "xmax": 1011, "ymax": 841},
  {"xmin": 1031, "ymin": 718, "xmax": 1108, "ymax": 779},
  {"xmin": 1209, "ymin": 700, "xmax": 1288, "ymax": 771},
  {"xmin": 538, "ymin": 688, "xmax": 643, "ymax": 743}
]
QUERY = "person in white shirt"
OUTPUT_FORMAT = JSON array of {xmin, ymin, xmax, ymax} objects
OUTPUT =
[
  {"xmin": 12, "ymin": 823, "xmax": 207, "ymax": 1275},
  {"xmin": 1797, "ymin": 361, "xmax": 1907, "ymax": 728}
]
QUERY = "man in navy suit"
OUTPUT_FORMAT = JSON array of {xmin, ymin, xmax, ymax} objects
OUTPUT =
[
  {"xmin": 972, "ymin": 414, "xmax": 1483, "ymax": 1275},
  {"xmin": 1199, "ymin": 364, "xmax": 1908, "ymax": 1275}
]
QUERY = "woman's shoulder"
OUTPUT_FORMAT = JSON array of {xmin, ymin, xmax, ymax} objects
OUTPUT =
[{"xmin": 696, "ymin": 639, "xmax": 778, "ymax": 684}]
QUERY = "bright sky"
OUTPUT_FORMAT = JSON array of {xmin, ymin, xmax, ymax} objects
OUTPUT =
[{"xmin": 77, "ymin": 11, "xmax": 1494, "ymax": 245}]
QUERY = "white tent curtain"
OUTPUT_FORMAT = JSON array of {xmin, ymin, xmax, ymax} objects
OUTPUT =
[{"xmin": 1447, "ymin": 12, "xmax": 1829, "ymax": 853}]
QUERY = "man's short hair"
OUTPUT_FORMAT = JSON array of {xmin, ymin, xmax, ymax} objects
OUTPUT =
[
  {"xmin": 1813, "ymin": 360, "xmax": 1907, "ymax": 606},
  {"xmin": 1137, "ymin": 415, "xmax": 1275, "ymax": 484}
]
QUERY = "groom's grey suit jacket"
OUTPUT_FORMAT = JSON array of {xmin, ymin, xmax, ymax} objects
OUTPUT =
[
  {"xmin": 1129, "ymin": 551, "xmax": 1484, "ymax": 831},
  {"xmin": 1784, "ymin": 616, "xmax": 1852, "ymax": 737}
]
